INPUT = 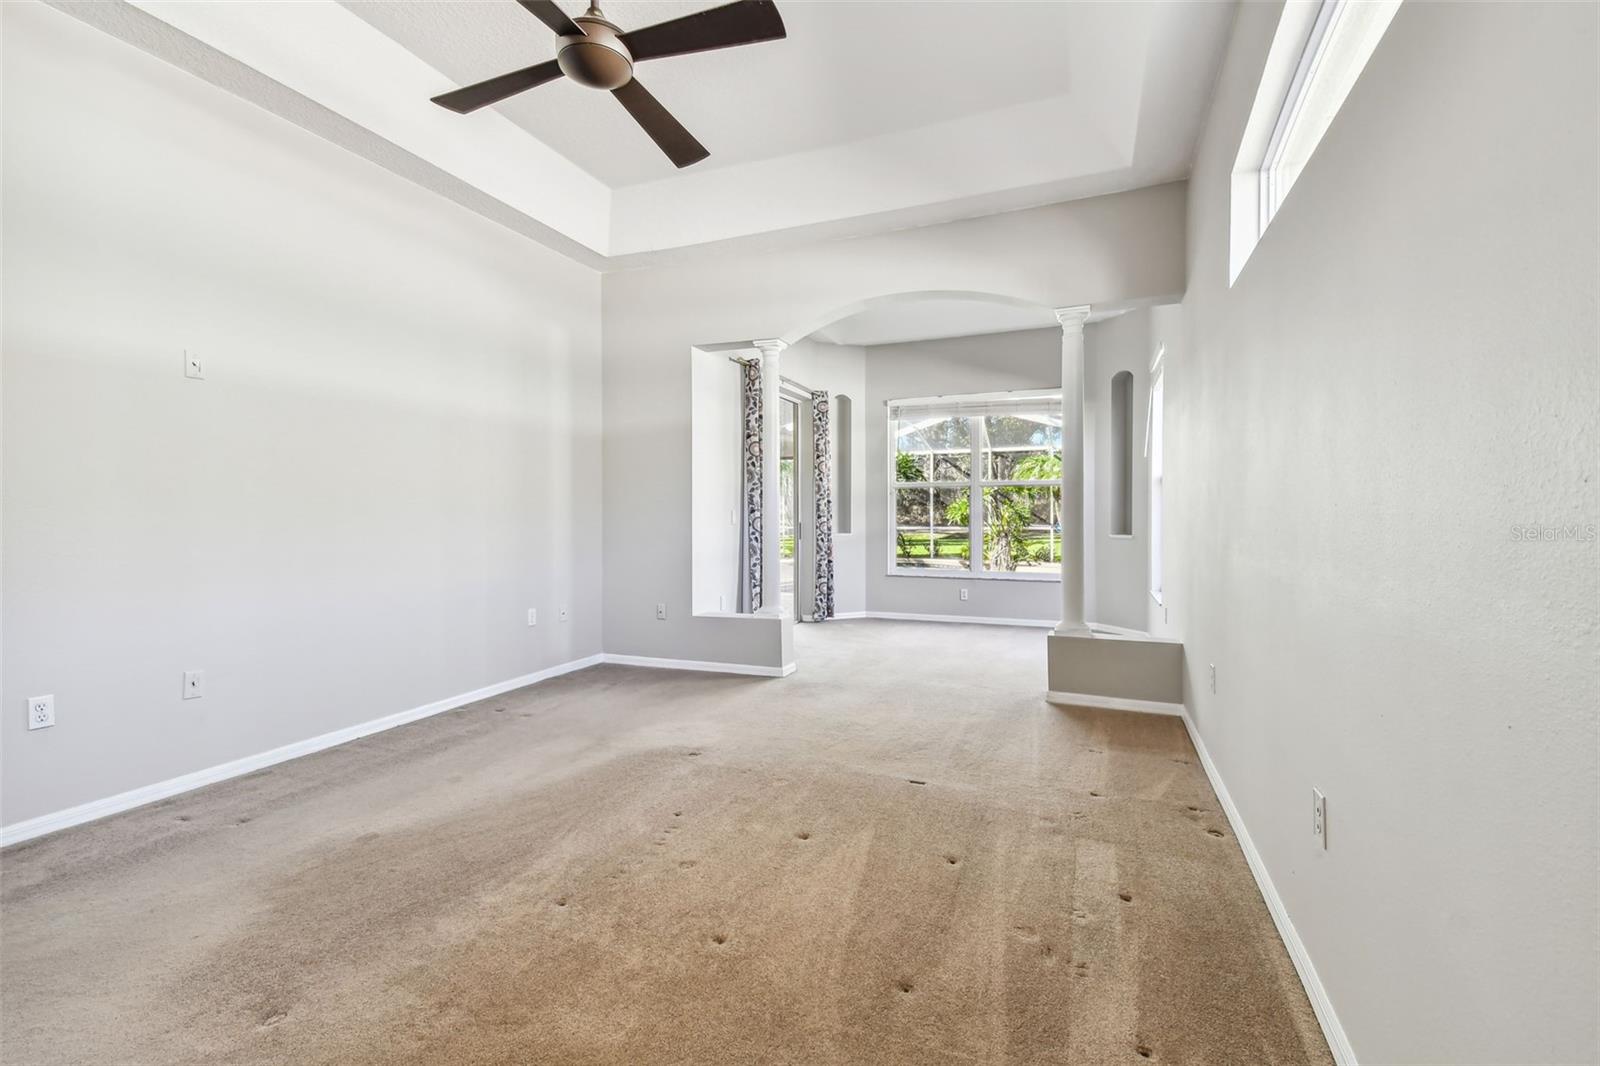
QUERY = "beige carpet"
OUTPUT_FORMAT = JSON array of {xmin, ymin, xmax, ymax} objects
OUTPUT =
[{"xmin": 1, "ymin": 620, "xmax": 1331, "ymax": 1065}]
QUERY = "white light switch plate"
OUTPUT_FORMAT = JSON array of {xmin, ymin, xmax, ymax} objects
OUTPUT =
[
  {"xmin": 184, "ymin": 351, "xmax": 204, "ymax": 379},
  {"xmin": 183, "ymin": 670, "xmax": 205, "ymax": 699},
  {"xmin": 1312, "ymin": 787, "xmax": 1326, "ymax": 848}
]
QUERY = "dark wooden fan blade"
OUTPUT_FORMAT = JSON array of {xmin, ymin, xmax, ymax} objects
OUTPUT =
[
  {"xmin": 619, "ymin": 0, "xmax": 786, "ymax": 63},
  {"xmin": 517, "ymin": 0, "xmax": 583, "ymax": 38},
  {"xmin": 431, "ymin": 59, "xmax": 564, "ymax": 113},
  {"xmin": 612, "ymin": 78, "xmax": 709, "ymax": 168}
]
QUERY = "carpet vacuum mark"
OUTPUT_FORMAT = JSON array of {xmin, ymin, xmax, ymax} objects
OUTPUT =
[{"xmin": 1, "ymin": 622, "xmax": 1332, "ymax": 1065}]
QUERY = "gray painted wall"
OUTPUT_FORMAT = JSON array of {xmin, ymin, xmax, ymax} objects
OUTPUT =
[
  {"xmin": 601, "ymin": 183, "xmax": 1187, "ymax": 666},
  {"xmin": 1, "ymin": 4, "xmax": 604, "ymax": 825},
  {"xmin": 860, "ymin": 321, "xmax": 1160, "ymax": 628},
  {"xmin": 699, "ymin": 324, "xmax": 1155, "ymax": 628},
  {"xmin": 701, "ymin": 326, "xmax": 1154, "ymax": 628},
  {"xmin": 4, "ymin": 8, "xmax": 1592, "ymax": 1061},
  {"xmin": 1085, "ymin": 311, "xmax": 1157, "ymax": 631},
  {"xmin": 863, "ymin": 329, "xmax": 1063, "ymax": 622},
  {"xmin": 1171, "ymin": 2, "xmax": 1597, "ymax": 1061}
]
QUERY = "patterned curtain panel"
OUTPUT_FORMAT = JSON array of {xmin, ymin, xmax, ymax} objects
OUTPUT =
[
  {"xmin": 811, "ymin": 389, "xmax": 836, "ymax": 620},
  {"xmin": 738, "ymin": 358, "xmax": 763, "ymax": 613}
]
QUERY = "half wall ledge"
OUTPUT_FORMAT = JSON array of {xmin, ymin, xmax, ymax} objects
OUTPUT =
[{"xmin": 1045, "ymin": 630, "xmax": 1184, "ymax": 713}]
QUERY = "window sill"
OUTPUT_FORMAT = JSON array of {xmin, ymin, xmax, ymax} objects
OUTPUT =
[{"xmin": 887, "ymin": 568, "xmax": 1061, "ymax": 584}]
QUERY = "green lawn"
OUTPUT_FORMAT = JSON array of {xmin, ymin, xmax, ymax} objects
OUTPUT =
[
  {"xmin": 787, "ymin": 530, "xmax": 1060, "ymax": 565},
  {"xmin": 896, "ymin": 531, "xmax": 968, "ymax": 560},
  {"xmin": 896, "ymin": 531, "xmax": 1060, "ymax": 565}
]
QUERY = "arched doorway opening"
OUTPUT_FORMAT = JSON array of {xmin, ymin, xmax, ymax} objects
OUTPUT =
[{"xmin": 690, "ymin": 290, "xmax": 1072, "ymax": 663}]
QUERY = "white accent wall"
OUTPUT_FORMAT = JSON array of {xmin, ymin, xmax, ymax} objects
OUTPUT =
[
  {"xmin": 1, "ymin": 3, "xmax": 604, "ymax": 826},
  {"xmin": 689, "ymin": 349, "xmax": 745, "ymax": 616},
  {"xmin": 1170, "ymin": 2, "xmax": 1597, "ymax": 1062}
]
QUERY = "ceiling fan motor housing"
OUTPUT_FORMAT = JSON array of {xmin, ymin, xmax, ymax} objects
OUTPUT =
[{"xmin": 558, "ymin": 11, "xmax": 633, "ymax": 90}]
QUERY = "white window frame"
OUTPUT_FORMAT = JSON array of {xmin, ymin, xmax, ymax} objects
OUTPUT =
[
  {"xmin": 1230, "ymin": 0, "xmax": 1402, "ymax": 285},
  {"xmin": 1257, "ymin": 0, "xmax": 1343, "ymax": 232},
  {"xmin": 886, "ymin": 389, "xmax": 1063, "ymax": 583}
]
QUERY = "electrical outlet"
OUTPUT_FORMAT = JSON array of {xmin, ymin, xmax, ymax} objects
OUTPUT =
[
  {"xmin": 1209, "ymin": 663, "xmax": 1217, "ymax": 693},
  {"xmin": 527, "ymin": 608, "xmax": 538, "ymax": 626},
  {"xmin": 559, "ymin": 606, "xmax": 569, "ymax": 622},
  {"xmin": 655, "ymin": 603, "xmax": 668, "ymax": 620},
  {"xmin": 1312, "ymin": 787, "xmax": 1327, "ymax": 848},
  {"xmin": 959, "ymin": 588, "xmax": 969, "ymax": 601},
  {"xmin": 184, "ymin": 351, "xmax": 204, "ymax": 379},
  {"xmin": 183, "ymin": 670, "xmax": 205, "ymax": 700},
  {"xmin": 27, "ymin": 695, "xmax": 55, "ymax": 731}
]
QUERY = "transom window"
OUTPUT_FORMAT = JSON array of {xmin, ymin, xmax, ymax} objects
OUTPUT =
[
  {"xmin": 1230, "ymin": 0, "xmax": 1402, "ymax": 284},
  {"xmin": 889, "ymin": 390, "xmax": 1062, "ymax": 580}
]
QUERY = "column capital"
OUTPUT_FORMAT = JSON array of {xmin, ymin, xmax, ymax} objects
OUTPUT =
[
  {"xmin": 752, "ymin": 338, "xmax": 788, "ymax": 357},
  {"xmin": 1053, "ymin": 305, "xmax": 1092, "ymax": 331}
]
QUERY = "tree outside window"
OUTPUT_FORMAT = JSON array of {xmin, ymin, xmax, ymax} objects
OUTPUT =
[{"xmin": 891, "ymin": 399, "xmax": 1061, "ymax": 579}]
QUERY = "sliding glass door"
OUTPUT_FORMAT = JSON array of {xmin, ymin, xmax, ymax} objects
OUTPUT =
[{"xmin": 778, "ymin": 397, "xmax": 800, "ymax": 620}]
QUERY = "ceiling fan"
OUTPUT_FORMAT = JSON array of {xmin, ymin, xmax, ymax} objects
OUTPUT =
[{"xmin": 430, "ymin": 0, "xmax": 786, "ymax": 169}]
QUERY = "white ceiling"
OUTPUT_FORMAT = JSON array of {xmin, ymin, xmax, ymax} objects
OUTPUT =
[
  {"xmin": 812, "ymin": 296, "xmax": 1126, "ymax": 347},
  {"xmin": 101, "ymin": 0, "xmax": 1234, "ymax": 264},
  {"xmin": 346, "ymin": 1, "xmax": 1144, "ymax": 189}
]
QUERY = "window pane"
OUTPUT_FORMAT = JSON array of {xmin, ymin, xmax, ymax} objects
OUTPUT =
[
  {"xmin": 778, "ymin": 413, "xmax": 796, "ymax": 460},
  {"xmin": 894, "ymin": 416, "xmax": 970, "ymax": 482},
  {"xmin": 981, "ymin": 485, "xmax": 1062, "ymax": 576},
  {"xmin": 982, "ymin": 413, "xmax": 1061, "ymax": 481},
  {"xmin": 894, "ymin": 487, "xmax": 969, "ymax": 570},
  {"xmin": 779, "ymin": 458, "xmax": 796, "ymax": 561},
  {"xmin": 1268, "ymin": 1, "xmax": 1401, "ymax": 220}
]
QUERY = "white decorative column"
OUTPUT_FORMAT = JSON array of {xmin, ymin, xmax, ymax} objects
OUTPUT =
[
  {"xmin": 753, "ymin": 338, "xmax": 787, "ymax": 615},
  {"xmin": 1054, "ymin": 306, "xmax": 1091, "ymax": 635}
]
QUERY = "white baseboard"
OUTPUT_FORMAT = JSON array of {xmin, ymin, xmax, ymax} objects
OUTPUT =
[
  {"xmin": 863, "ymin": 611, "xmax": 1056, "ymax": 628},
  {"xmin": 0, "ymin": 653, "xmax": 605, "ymax": 849},
  {"xmin": 830, "ymin": 611, "xmax": 868, "ymax": 620},
  {"xmin": 0, "ymin": 636, "xmax": 1349, "ymax": 1066},
  {"xmin": 1179, "ymin": 711, "xmax": 1356, "ymax": 1065},
  {"xmin": 0, "ymin": 649, "xmax": 805, "ymax": 848},
  {"xmin": 1045, "ymin": 691, "xmax": 1184, "ymax": 716},
  {"xmin": 600, "ymin": 653, "xmax": 794, "ymax": 678}
]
